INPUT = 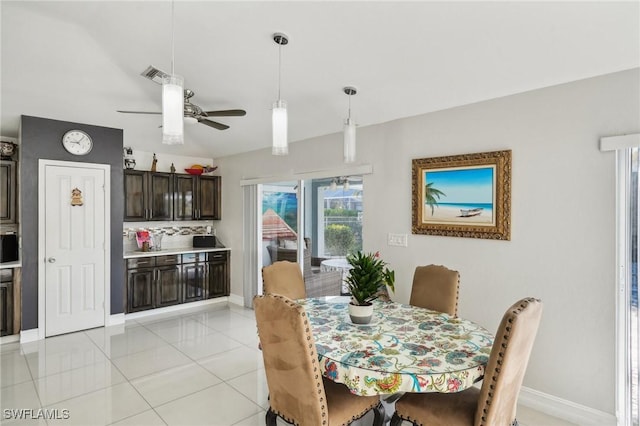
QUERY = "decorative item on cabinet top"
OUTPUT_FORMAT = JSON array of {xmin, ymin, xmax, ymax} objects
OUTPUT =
[
  {"xmin": 0, "ymin": 140, "xmax": 17, "ymax": 159},
  {"xmin": 123, "ymin": 147, "xmax": 136, "ymax": 169}
]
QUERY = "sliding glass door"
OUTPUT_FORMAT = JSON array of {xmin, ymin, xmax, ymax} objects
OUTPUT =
[
  {"xmin": 628, "ymin": 148, "xmax": 639, "ymax": 426},
  {"xmin": 616, "ymin": 146, "xmax": 639, "ymax": 426},
  {"xmin": 258, "ymin": 176, "xmax": 363, "ymax": 295}
]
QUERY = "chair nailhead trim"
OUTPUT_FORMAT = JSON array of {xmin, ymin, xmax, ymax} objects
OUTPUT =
[{"xmin": 478, "ymin": 297, "xmax": 540, "ymax": 426}]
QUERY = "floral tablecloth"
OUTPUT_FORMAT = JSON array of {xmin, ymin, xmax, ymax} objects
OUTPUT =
[{"xmin": 298, "ymin": 297, "xmax": 494, "ymax": 396}]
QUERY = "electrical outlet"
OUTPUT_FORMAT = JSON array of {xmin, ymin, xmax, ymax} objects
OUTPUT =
[{"xmin": 388, "ymin": 233, "xmax": 408, "ymax": 247}]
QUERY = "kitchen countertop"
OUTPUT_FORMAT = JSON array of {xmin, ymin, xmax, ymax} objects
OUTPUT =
[
  {"xmin": 0, "ymin": 261, "xmax": 21, "ymax": 270},
  {"xmin": 124, "ymin": 247, "xmax": 230, "ymax": 259}
]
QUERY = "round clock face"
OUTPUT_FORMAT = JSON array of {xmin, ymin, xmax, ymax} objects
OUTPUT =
[{"xmin": 62, "ymin": 130, "xmax": 93, "ymax": 155}]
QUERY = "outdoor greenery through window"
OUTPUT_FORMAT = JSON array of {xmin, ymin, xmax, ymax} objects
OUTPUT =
[{"xmin": 322, "ymin": 180, "xmax": 363, "ymax": 256}]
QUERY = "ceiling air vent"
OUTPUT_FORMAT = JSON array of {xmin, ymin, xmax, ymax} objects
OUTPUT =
[{"xmin": 140, "ymin": 65, "xmax": 170, "ymax": 85}]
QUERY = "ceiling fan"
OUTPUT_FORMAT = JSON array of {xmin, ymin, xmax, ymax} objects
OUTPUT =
[{"xmin": 117, "ymin": 66, "xmax": 246, "ymax": 130}]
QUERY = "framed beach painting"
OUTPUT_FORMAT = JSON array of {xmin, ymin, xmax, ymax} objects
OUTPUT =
[{"xmin": 412, "ymin": 150, "xmax": 511, "ymax": 240}]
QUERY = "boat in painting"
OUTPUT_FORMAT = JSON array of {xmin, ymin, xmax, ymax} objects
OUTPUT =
[{"xmin": 460, "ymin": 208, "xmax": 483, "ymax": 217}]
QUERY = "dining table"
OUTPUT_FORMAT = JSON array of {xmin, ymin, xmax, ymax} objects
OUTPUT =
[{"xmin": 298, "ymin": 296, "xmax": 494, "ymax": 397}]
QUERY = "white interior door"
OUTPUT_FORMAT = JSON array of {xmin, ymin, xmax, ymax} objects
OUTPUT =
[{"xmin": 44, "ymin": 164, "xmax": 106, "ymax": 337}]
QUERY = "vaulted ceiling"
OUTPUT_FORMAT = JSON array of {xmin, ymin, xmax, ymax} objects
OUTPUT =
[{"xmin": 1, "ymin": 1, "xmax": 638, "ymax": 158}]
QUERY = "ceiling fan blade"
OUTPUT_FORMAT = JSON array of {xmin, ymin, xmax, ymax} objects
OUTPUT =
[
  {"xmin": 198, "ymin": 118, "xmax": 230, "ymax": 130},
  {"xmin": 203, "ymin": 109, "xmax": 246, "ymax": 117},
  {"xmin": 117, "ymin": 110, "xmax": 161, "ymax": 115}
]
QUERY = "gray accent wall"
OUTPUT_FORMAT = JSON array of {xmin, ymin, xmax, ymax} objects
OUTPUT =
[{"xmin": 20, "ymin": 115, "xmax": 124, "ymax": 330}]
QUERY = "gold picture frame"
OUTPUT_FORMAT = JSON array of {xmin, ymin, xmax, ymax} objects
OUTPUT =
[{"xmin": 412, "ymin": 150, "xmax": 511, "ymax": 240}]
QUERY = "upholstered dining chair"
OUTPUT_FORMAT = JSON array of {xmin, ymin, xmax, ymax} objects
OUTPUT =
[
  {"xmin": 390, "ymin": 297, "xmax": 543, "ymax": 426},
  {"xmin": 261, "ymin": 260, "xmax": 307, "ymax": 300},
  {"xmin": 254, "ymin": 293, "xmax": 385, "ymax": 426},
  {"xmin": 409, "ymin": 264, "xmax": 460, "ymax": 316}
]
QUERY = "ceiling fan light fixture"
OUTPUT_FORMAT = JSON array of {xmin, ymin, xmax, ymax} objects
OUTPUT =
[
  {"xmin": 162, "ymin": 73, "xmax": 184, "ymax": 145},
  {"xmin": 343, "ymin": 86, "xmax": 357, "ymax": 163},
  {"xmin": 272, "ymin": 32, "xmax": 289, "ymax": 156}
]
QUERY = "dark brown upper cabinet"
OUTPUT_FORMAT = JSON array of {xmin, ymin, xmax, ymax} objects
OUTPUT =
[
  {"xmin": 172, "ymin": 174, "xmax": 221, "ymax": 221},
  {"xmin": 124, "ymin": 170, "xmax": 174, "ymax": 221},
  {"xmin": 0, "ymin": 160, "xmax": 17, "ymax": 224},
  {"xmin": 125, "ymin": 170, "xmax": 220, "ymax": 222}
]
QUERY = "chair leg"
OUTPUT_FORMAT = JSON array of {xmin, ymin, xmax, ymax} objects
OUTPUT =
[
  {"xmin": 372, "ymin": 402, "xmax": 385, "ymax": 426},
  {"xmin": 390, "ymin": 412, "xmax": 411, "ymax": 426},
  {"xmin": 265, "ymin": 408, "xmax": 277, "ymax": 426}
]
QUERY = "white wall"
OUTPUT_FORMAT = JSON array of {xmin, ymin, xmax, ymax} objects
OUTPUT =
[{"xmin": 216, "ymin": 68, "xmax": 639, "ymax": 415}]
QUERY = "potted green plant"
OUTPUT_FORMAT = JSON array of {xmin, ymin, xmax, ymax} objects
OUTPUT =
[{"xmin": 345, "ymin": 251, "xmax": 395, "ymax": 324}]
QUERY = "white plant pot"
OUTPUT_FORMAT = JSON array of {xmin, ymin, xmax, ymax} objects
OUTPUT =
[{"xmin": 349, "ymin": 303, "xmax": 373, "ymax": 324}]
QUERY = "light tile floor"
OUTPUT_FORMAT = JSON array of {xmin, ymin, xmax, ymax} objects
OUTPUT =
[{"xmin": 1, "ymin": 303, "xmax": 576, "ymax": 426}]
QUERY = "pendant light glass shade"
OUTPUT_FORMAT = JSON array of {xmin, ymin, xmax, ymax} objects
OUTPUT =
[
  {"xmin": 272, "ymin": 99, "xmax": 288, "ymax": 155},
  {"xmin": 342, "ymin": 86, "xmax": 357, "ymax": 163},
  {"xmin": 343, "ymin": 117, "xmax": 356, "ymax": 163},
  {"xmin": 162, "ymin": 74, "xmax": 184, "ymax": 145},
  {"xmin": 272, "ymin": 33, "xmax": 289, "ymax": 156}
]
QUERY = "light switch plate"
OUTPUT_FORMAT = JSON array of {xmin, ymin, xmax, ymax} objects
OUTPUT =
[{"xmin": 388, "ymin": 233, "xmax": 408, "ymax": 247}]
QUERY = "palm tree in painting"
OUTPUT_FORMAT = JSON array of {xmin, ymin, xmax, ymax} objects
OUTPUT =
[{"xmin": 425, "ymin": 182, "xmax": 446, "ymax": 215}]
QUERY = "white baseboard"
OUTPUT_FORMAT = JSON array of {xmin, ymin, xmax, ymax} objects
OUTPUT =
[
  {"xmin": 519, "ymin": 386, "xmax": 616, "ymax": 426},
  {"xmin": 228, "ymin": 293, "xmax": 244, "ymax": 307},
  {"xmin": 124, "ymin": 297, "xmax": 229, "ymax": 321},
  {"xmin": 108, "ymin": 313, "xmax": 125, "ymax": 326},
  {"xmin": 19, "ymin": 328, "xmax": 40, "ymax": 344},
  {"xmin": 0, "ymin": 334, "xmax": 20, "ymax": 345}
]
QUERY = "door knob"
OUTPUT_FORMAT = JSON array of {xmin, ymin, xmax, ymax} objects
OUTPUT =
[{"xmin": 47, "ymin": 257, "xmax": 56, "ymax": 263}]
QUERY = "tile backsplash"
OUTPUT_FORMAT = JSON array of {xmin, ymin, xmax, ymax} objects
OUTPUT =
[{"xmin": 124, "ymin": 220, "xmax": 216, "ymax": 252}]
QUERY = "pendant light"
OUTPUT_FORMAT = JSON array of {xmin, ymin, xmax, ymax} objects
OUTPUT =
[
  {"xmin": 330, "ymin": 178, "xmax": 337, "ymax": 191},
  {"xmin": 272, "ymin": 33, "xmax": 289, "ymax": 155},
  {"xmin": 162, "ymin": 0, "xmax": 184, "ymax": 145},
  {"xmin": 343, "ymin": 86, "xmax": 357, "ymax": 163}
]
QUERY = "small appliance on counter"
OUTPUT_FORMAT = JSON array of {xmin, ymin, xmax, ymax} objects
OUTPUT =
[
  {"xmin": 193, "ymin": 235, "xmax": 225, "ymax": 248},
  {"xmin": 0, "ymin": 231, "xmax": 19, "ymax": 263}
]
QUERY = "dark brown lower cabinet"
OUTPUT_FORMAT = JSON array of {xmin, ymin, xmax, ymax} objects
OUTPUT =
[
  {"xmin": 127, "ymin": 254, "xmax": 181, "ymax": 312},
  {"xmin": 125, "ymin": 251, "xmax": 230, "ymax": 313},
  {"xmin": 206, "ymin": 251, "xmax": 229, "ymax": 298},
  {"xmin": 156, "ymin": 266, "xmax": 182, "ymax": 307},
  {"xmin": 0, "ymin": 269, "xmax": 13, "ymax": 336},
  {"xmin": 183, "ymin": 262, "xmax": 206, "ymax": 303}
]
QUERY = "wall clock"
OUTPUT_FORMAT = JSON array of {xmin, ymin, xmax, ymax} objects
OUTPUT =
[{"xmin": 62, "ymin": 129, "xmax": 93, "ymax": 155}]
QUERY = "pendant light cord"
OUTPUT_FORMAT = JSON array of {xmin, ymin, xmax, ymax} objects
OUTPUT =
[
  {"xmin": 170, "ymin": 0, "xmax": 175, "ymax": 75},
  {"xmin": 277, "ymin": 42, "xmax": 282, "ymax": 100},
  {"xmin": 348, "ymin": 93, "xmax": 352, "ymax": 119}
]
